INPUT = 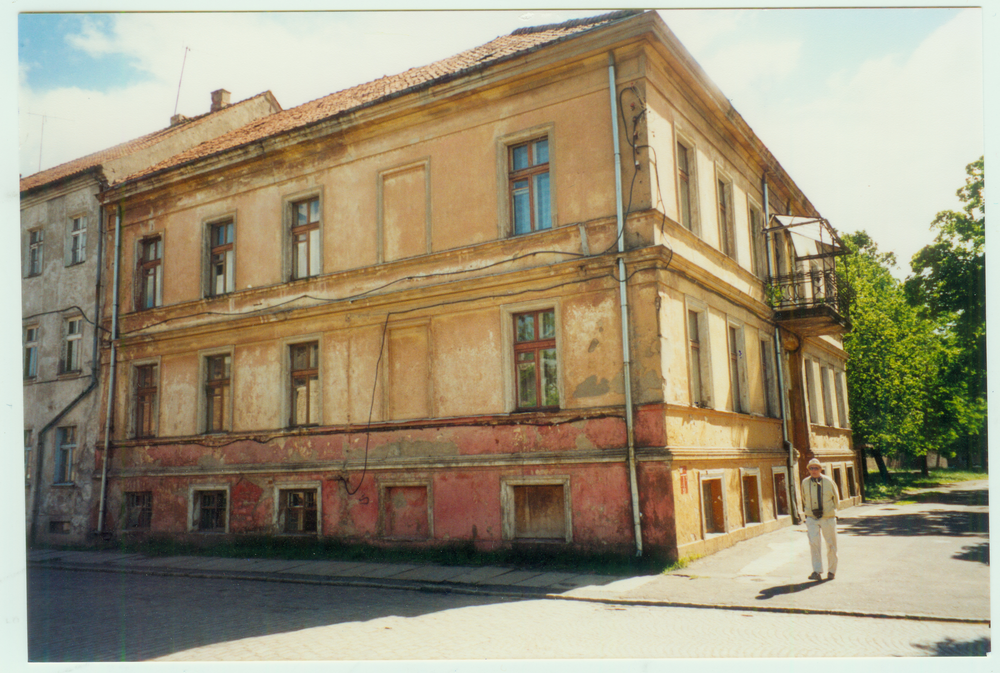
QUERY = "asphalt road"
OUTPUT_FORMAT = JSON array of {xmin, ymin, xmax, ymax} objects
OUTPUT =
[{"xmin": 27, "ymin": 566, "xmax": 990, "ymax": 662}]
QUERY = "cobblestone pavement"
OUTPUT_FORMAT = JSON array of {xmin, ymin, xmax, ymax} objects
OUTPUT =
[{"xmin": 27, "ymin": 567, "xmax": 989, "ymax": 662}]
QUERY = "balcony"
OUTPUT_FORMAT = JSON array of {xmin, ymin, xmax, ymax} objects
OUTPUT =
[{"xmin": 768, "ymin": 268, "xmax": 850, "ymax": 337}]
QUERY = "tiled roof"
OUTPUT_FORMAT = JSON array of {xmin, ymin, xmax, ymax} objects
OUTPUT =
[
  {"xmin": 19, "ymin": 91, "xmax": 279, "ymax": 193},
  {"xmin": 119, "ymin": 10, "xmax": 643, "ymax": 187}
]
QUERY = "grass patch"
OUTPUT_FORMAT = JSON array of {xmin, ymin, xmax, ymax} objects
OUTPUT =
[
  {"xmin": 48, "ymin": 534, "xmax": 677, "ymax": 577},
  {"xmin": 863, "ymin": 468, "xmax": 988, "ymax": 502}
]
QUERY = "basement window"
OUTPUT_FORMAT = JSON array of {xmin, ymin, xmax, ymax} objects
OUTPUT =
[
  {"xmin": 741, "ymin": 469, "xmax": 761, "ymax": 526},
  {"xmin": 501, "ymin": 476, "xmax": 572, "ymax": 543},
  {"xmin": 193, "ymin": 490, "xmax": 228, "ymax": 532},
  {"xmin": 124, "ymin": 491, "xmax": 153, "ymax": 530},
  {"xmin": 700, "ymin": 472, "xmax": 727, "ymax": 536},
  {"xmin": 279, "ymin": 489, "xmax": 318, "ymax": 534}
]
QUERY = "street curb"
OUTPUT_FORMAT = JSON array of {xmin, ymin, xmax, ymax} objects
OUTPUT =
[{"xmin": 30, "ymin": 560, "xmax": 990, "ymax": 626}]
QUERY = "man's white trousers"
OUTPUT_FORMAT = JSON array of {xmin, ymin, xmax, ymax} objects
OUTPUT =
[{"xmin": 805, "ymin": 516, "xmax": 838, "ymax": 574}]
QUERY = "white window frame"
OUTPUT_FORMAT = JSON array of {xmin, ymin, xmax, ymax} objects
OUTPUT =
[
  {"xmin": 26, "ymin": 227, "xmax": 44, "ymax": 277},
  {"xmin": 674, "ymin": 130, "xmax": 700, "ymax": 236},
  {"xmin": 685, "ymin": 298, "xmax": 714, "ymax": 409},
  {"xmin": 739, "ymin": 467, "xmax": 762, "ymax": 526},
  {"xmin": 67, "ymin": 215, "xmax": 88, "ymax": 266},
  {"xmin": 24, "ymin": 324, "xmax": 39, "ymax": 379},
  {"xmin": 726, "ymin": 319, "xmax": 749, "ymax": 414},
  {"xmin": 715, "ymin": 167, "xmax": 737, "ymax": 261},
  {"xmin": 831, "ymin": 463, "xmax": 846, "ymax": 502},
  {"xmin": 771, "ymin": 466, "xmax": 791, "ymax": 518},
  {"xmin": 198, "ymin": 347, "xmax": 235, "ymax": 434},
  {"xmin": 500, "ymin": 299, "xmax": 562, "ymax": 413},
  {"xmin": 188, "ymin": 484, "xmax": 231, "ymax": 533},
  {"xmin": 377, "ymin": 478, "xmax": 434, "ymax": 540},
  {"xmin": 698, "ymin": 469, "xmax": 728, "ymax": 537},
  {"xmin": 24, "ymin": 428, "xmax": 33, "ymax": 481},
  {"xmin": 500, "ymin": 475, "xmax": 572, "ymax": 543},
  {"xmin": 282, "ymin": 189, "xmax": 324, "ymax": 281},
  {"xmin": 62, "ymin": 316, "xmax": 83, "ymax": 374},
  {"xmin": 273, "ymin": 480, "xmax": 323, "ymax": 535},
  {"xmin": 204, "ymin": 214, "xmax": 237, "ymax": 298},
  {"xmin": 496, "ymin": 123, "xmax": 556, "ymax": 239},
  {"xmin": 54, "ymin": 426, "xmax": 77, "ymax": 484}
]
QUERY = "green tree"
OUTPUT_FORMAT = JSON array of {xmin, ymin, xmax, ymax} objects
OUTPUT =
[
  {"xmin": 841, "ymin": 232, "xmax": 939, "ymax": 479},
  {"xmin": 905, "ymin": 157, "xmax": 987, "ymax": 470}
]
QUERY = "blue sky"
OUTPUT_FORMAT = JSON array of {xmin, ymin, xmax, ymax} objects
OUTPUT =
[{"xmin": 11, "ymin": 5, "xmax": 991, "ymax": 275}]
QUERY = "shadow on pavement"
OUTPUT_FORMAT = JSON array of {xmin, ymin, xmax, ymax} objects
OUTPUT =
[
  {"xmin": 755, "ymin": 580, "xmax": 825, "ymax": 601},
  {"xmin": 913, "ymin": 636, "xmax": 990, "ymax": 656},
  {"xmin": 953, "ymin": 541, "xmax": 990, "ymax": 565},
  {"xmin": 838, "ymin": 510, "xmax": 988, "ymax": 537},
  {"xmin": 907, "ymin": 489, "xmax": 989, "ymax": 507}
]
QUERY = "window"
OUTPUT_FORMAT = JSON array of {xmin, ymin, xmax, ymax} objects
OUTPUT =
[
  {"xmin": 834, "ymin": 370, "xmax": 849, "ymax": 428},
  {"xmin": 501, "ymin": 476, "xmax": 572, "ymax": 542},
  {"xmin": 717, "ymin": 176, "xmax": 735, "ymax": 259},
  {"xmin": 700, "ymin": 473, "xmax": 726, "ymax": 535},
  {"xmin": 846, "ymin": 465, "xmax": 857, "ymax": 498},
  {"xmin": 513, "ymin": 309, "xmax": 558, "ymax": 409},
  {"xmin": 820, "ymin": 365, "xmax": 834, "ymax": 426},
  {"xmin": 687, "ymin": 308, "xmax": 711, "ymax": 408},
  {"xmin": 62, "ymin": 317, "xmax": 83, "ymax": 373},
  {"xmin": 54, "ymin": 426, "xmax": 76, "ymax": 484},
  {"xmin": 727, "ymin": 324, "xmax": 746, "ymax": 413},
  {"xmin": 289, "ymin": 342, "xmax": 319, "ymax": 427},
  {"xmin": 24, "ymin": 326, "xmax": 39, "ymax": 379},
  {"xmin": 677, "ymin": 142, "xmax": 694, "ymax": 232},
  {"xmin": 69, "ymin": 216, "xmax": 87, "ymax": 265},
  {"xmin": 772, "ymin": 468, "xmax": 790, "ymax": 517},
  {"xmin": 49, "ymin": 521, "xmax": 71, "ymax": 535},
  {"xmin": 509, "ymin": 138, "xmax": 551, "ymax": 235},
  {"xmin": 194, "ymin": 490, "xmax": 227, "ymax": 532},
  {"xmin": 208, "ymin": 220, "xmax": 234, "ymax": 296},
  {"xmin": 138, "ymin": 236, "xmax": 163, "ymax": 310},
  {"xmin": 760, "ymin": 338, "xmax": 778, "ymax": 418},
  {"xmin": 205, "ymin": 354, "xmax": 232, "ymax": 433},
  {"xmin": 741, "ymin": 470, "xmax": 761, "ymax": 525},
  {"xmin": 124, "ymin": 492, "xmax": 152, "ymax": 530},
  {"xmin": 749, "ymin": 203, "xmax": 765, "ymax": 277},
  {"xmin": 291, "ymin": 197, "xmax": 320, "ymax": 279},
  {"xmin": 24, "ymin": 429, "xmax": 32, "ymax": 481},
  {"xmin": 27, "ymin": 229, "xmax": 43, "ymax": 276},
  {"xmin": 279, "ymin": 489, "xmax": 318, "ymax": 534},
  {"xmin": 134, "ymin": 364, "xmax": 158, "ymax": 438},
  {"xmin": 804, "ymin": 359, "xmax": 818, "ymax": 424}
]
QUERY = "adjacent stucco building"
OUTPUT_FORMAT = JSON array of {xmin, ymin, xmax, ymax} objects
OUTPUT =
[
  {"xmin": 92, "ymin": 11, "xmax": 857, "ymax": 559},
  {"xmin": 21, "ymin": 89, "xmax": 282, "ymax": 545}
]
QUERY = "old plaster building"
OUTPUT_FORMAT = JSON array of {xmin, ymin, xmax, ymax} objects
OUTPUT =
[
  {"xmin": 21, "ymin": 90, "xmax": 282, "ymax": 545},
  {"xmin": 94, "ymin": 10, "xmax": 857, "ymax": 560}
]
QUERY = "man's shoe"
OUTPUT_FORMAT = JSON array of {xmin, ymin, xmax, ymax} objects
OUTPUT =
[
  {"xmin": 808, "ymin": 572, "xmax": 822, "ymax": 581},
  {"xmin": 826, "ymin": 572, "xmax": 835, "ymax": 581}
]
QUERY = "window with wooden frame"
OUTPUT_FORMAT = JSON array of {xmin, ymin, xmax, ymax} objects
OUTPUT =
[
  {"xmin": 749, "ymin": 202, "xmax": 765, "ymax": 277},
  {"xmin": 727, "ymin": 324, "xmax": 746, "ymax": 413},
  {"xmin": 289, "ymin": 342, "xmax": 320, "ymax": 427},
  {"xmin": 134, "ymin": 363, "xmax": 158, "ymax": 439},
  {"xmin": 687, "ymin": 308, "xmax": 711, "ymax": 408},
  {"xmin": 62, "ymin": 317, "xmax": 82, "ymax": 373},
  {"xmin": 700, "ymin": 473, "xmax": 726, "ymax": 535},
  {"xmin": 194, "ymin": 490, "xmax": 227, "ymax": 532},
  {"xmin": 834, "ymin": 370, "xmax": 849, "ymax": 428},
  {"xmin": 24, "ymin": 429, "xmax": 32, "ymax": 481},
  {"xmin": 208, "ymin": 220, "xmax": 234, "ymax": 297},
  {"xmin": 501, "ymin": 475, "xmax": 572, "ymax": 543},
  {"xmin": 24, "ymin": 325, "xmax": 39, "ymax": 379},
  {"xmin": 820, "ymin": 365, "xmax": 834, "ymax": 426},
  {"xmin": 509, "ymin": 138, "xmax": 551, "ymax": 235},
  {"xmin": 27, "ymin": 229, "xmax": 43, "ymax": 277},
  {"xmin": 717, "ymin": 176, "xmax": 736, "ymax": 259},
  {"xmin": 760, "ymin": 337, "xmax": 778, "ymax": 418},
  {"xmin": 124, "ymin": 491, "xmax": 153, "ymax": 530},
  {"xmin": 69, "ymin": 216, "xmax": 87, "ymax": 265},
  {"xmin": 204, "ymin": 354, "xmax": 231, "ymax": 433},
  {"xmin": 54, "ymin": 426, "xmax": 76, "ymax": 484},
  {"xmin": 846, "ymin": 465, "xmax": 857, "ymax": 498},
  {"xmin": 279, "ymin": 489, "xmax": 318, "ymax": 534},
  {"xmin": 803, "ymin": 359, "xmax": 818, "ymax": 424},
  {"xmin": 513, "ymin": 309, "xmax": 558, "ymax": 410},
  {"xmin": 138, "ymin": 236, "xmax": 163, "ymax": 310},
  {"xmin": 676, "ymin": 142, "xmax": 694, "ymax": 232},
  {"xmin": 772, "ymin": 468, "xmax": 790, "ymax": 517},
  {"xmin": 290, "ymin": 197, "xmax": 321, "ymax": 280},
  {"xmin": 741, "ymin": 470, "xmax": 761, "ymax": 525}
]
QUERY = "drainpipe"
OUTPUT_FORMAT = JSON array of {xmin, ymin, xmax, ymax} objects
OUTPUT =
[
  {"xmin": 97, "ymin": 202, "xmax": 123, "ymax": 535},
  {"xmin": 762, "ymin": 176, "xmax": 802, "ymax": 525},
  {"xmin": 608, "ymin": 52, "xmax": 643, "ymax": 557}
]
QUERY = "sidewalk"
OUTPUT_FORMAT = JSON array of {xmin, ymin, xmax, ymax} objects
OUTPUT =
[{"xmin": 28, "ymin": 480, "xmax": 989, "ymax": 624}]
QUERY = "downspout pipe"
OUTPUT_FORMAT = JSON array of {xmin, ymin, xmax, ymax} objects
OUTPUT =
[
  {"xmin": 762, "ymin": 175, "xmax": 802, "ymax": 525},
  {"xmin": 97, "ymin": 202, "xmax": 123, "ymax": 535},
  {"xmin": 609, "ymin": 52, "xmax": 643, "ymax": 557}
]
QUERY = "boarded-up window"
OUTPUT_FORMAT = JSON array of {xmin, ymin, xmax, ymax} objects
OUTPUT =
[
  {"xmin": 382, "ymin": 164, "xmax": 428, "ymax": 262},
  {"xmin": 742, "ymin": 474, "xmax": 760, "ymax": 525},
  {"xmin": 513, "ymin": 484, "xmax": 565, "ymax": 540},
  {"xmin": 702, "ymin": 477, "xmax": 725, "ymax": 534},
  {"xmin": 773, "ymin": 472, "xmax": 789, "ymax": 516},
  {"xmin": 383, "ymin": 485, "xmax": 430, "ymax": 539},
  {"xmin": 388, "ymin": 325, "xmax": 430, "ymax": 420}
]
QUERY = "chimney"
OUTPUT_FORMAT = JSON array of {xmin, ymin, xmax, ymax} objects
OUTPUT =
[
  {"xmin": 210, "ymin": 89, "xmax": 231, "ymax": 112},
  {"xmin": 170, "ymin": 114, "xmax": 189, "ymax": 127}
]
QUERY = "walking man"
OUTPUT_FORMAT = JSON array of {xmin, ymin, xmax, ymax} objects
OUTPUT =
[{"xmin": 802, "ymin": 458, "xmax": 839, "ymax": 581}]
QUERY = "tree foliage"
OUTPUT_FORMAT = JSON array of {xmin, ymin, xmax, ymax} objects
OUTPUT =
[{"xmin": 841, "ymin": 232, "xmax": 938, "ymax": 462}]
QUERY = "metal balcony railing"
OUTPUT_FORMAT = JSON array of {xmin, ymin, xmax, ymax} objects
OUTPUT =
[{"xmin": 767, "ymin": 269, "xmax": 850, "ymax": 320}]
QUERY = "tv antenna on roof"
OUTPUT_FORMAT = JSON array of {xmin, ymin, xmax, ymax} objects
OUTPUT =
[
  {"xmin": 28, "ymin": 112, "xmax": 73, "ymax": 173},
  {"xmin": 174, "ymin": 46, "xmax": 191, "ymax": 117}
]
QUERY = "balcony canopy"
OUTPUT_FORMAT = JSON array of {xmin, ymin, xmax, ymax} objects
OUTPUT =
[{"xmin": 764, "ymin": 215, "xmax": 847, "ymax": 263}]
